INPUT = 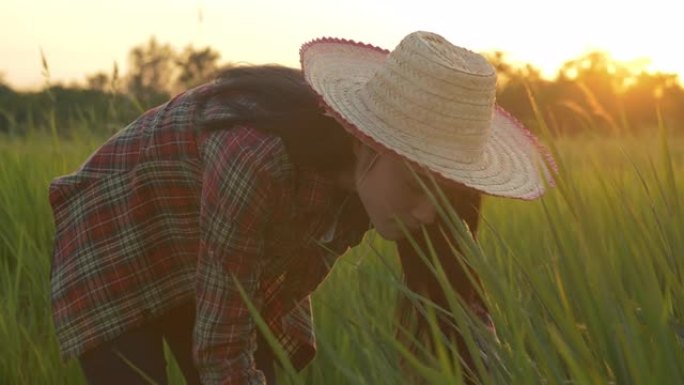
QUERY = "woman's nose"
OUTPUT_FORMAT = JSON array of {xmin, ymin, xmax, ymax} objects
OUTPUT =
[{"xmin": 411, "ymin": 196, "xmax": 437, "ymax": 226}]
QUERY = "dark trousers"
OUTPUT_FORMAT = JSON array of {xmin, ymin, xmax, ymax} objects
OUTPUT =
[{"xmin": 78, "ymin": 302, "xmax": 278, "ymax": 385}]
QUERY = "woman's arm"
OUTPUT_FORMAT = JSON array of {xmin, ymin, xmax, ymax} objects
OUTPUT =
[{"xmin": 194, "ymin": 128, "xmax": 288, "ymax": 385}]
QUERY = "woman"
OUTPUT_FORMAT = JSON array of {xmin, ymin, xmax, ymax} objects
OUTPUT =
[{"xmin": 48, "ymin": 31, "xmax": 553, "ymax": 385}]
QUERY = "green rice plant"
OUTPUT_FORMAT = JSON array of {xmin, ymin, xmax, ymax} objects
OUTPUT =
[
  {"xmin": 0, "ymin": 135, "xmax": 92, "ymax": 384},
  {"xmin": 1, "ymin": 117, "xmax": 683, "ymax": 384}
]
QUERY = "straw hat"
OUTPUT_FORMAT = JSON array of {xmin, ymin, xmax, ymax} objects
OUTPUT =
[{"xmin": 300, "ymin": 31, "xmax": 555, "ymax": 200}]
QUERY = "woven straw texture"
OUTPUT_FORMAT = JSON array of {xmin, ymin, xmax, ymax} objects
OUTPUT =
[{"xmin": 301, "ymin": 31, "xmax": 554, "ymax": 200}]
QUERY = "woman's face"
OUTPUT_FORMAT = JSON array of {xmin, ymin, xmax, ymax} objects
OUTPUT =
[{"xmin": 350, "ymin": 142, "xmax": 446, "ymax": 241}]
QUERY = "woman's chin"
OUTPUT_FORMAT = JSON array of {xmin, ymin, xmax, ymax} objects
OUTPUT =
[{"xmin": 374, "ymin": 223, "xmax": 412, "ymax": 241}]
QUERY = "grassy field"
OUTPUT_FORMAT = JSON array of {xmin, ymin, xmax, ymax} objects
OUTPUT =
[{"xmin": 1, "ymin": 127, "xmax": 683, "ymax": 384}]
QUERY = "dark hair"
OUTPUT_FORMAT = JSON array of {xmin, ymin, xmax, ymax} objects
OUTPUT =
[
  {"xmin": 195, "ymin": 62, "xmax": 485, "ymax": 310},
  {"xmin": 195, "ymin": 63, "xmax": 485, "ymax": 376},
  {"xmin": 191, "ymin": 62, "xmax": 483, "ymax": 218},
  {"xmin": 193, "ymin": 64, "xmax": 354, "ymax": 177}
]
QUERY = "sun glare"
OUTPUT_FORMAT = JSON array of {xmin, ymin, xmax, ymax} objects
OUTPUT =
[{"xmin": 2, "ymin": 0, "xmax": 682, "ymax": 89}]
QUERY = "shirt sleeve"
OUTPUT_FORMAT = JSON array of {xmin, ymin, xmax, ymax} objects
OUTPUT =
[{"xmin": 194, "ymin": 128, "xmax": 289, "ymax": 385}]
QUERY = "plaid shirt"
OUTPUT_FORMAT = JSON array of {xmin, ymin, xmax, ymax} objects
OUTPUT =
[{"xmin": 48, "ymin": 82, "xmax": 370, "ymax": 384}]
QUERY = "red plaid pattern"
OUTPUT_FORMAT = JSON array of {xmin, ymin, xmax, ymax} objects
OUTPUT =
[{"xmin": 48, "ymin": 82, "xmax": 369, "ymax": 384}]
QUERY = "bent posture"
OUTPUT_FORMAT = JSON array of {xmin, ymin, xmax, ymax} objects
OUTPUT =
[{"xmin": 49, "ymin": 31, "xmax": 553, "ymax": 385}]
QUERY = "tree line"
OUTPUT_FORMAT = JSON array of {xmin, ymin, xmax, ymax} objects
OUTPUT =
[{"xmin": 1, "ymin": 37, "xmax": 682, "ymax": 137}]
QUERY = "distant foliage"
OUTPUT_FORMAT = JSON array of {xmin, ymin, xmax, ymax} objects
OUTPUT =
[
  {"xmin": 486, "ymin": 50, "xmax": 684, "ymax": 136},
  {"xmin": 125, "ymin": 37, "xmax": 221, "ymax": 108},
  {"xmin": 1, "ymin": 40, "xmax": 682, "ymax": 137},
  {"xmin": 0, "ymin": 37, "xmax": 222, "ymax": 137}
]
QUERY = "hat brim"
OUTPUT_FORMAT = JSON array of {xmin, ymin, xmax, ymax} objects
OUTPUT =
[{"xmin": 300, "ymin": 37, "xmax": 555, "ymax": 200}]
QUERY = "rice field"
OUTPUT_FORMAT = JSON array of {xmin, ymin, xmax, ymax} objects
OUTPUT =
[{"xmin": 1, "ymin": 125, "xmax": 683, "ymax": 384}]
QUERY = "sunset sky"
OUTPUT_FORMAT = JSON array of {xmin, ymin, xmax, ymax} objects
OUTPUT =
[{"xmin": 3, "ymin": 0, "xmax": 682, "ymax": 90}]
